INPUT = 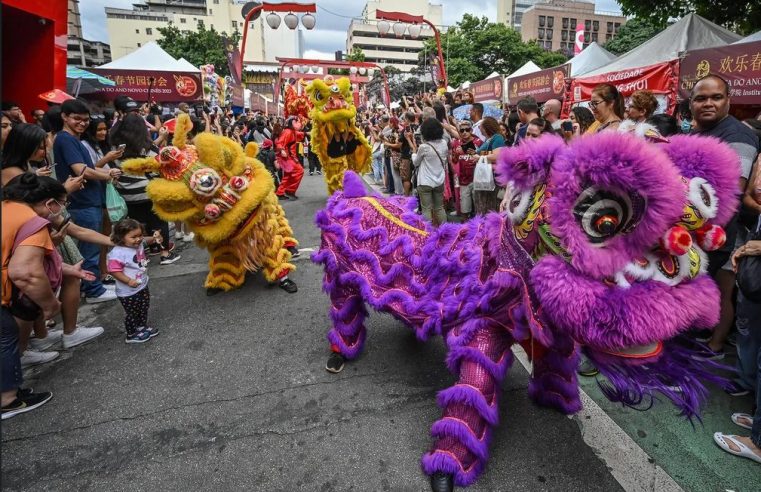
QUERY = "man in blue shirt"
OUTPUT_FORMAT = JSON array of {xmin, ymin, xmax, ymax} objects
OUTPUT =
[{"xmin": 54, "ymin": 99, "xmax": 122, "ymax": 303}]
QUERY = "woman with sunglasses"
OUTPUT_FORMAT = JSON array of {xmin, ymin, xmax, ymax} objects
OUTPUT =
[
  {"xmin": 588, "ymin": 83, "xmax": 625, "ymax": 133},
  {"xmin": 452, "ymin": 123, "xmax": 483, "ymax": 218}
]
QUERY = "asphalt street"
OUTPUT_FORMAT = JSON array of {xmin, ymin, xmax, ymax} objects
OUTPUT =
[{"xmin": 2, "ymin": 173, "xmax": 629, "ymax": 491}]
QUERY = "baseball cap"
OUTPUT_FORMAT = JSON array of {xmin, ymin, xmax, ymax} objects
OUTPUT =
[
  {"xmin": 115, "ymin": 96, "xmax": 140, "ymax": 112},
  {"xmin": 261, "ymin": 139, "xmax": 273, "ymax": 149}
]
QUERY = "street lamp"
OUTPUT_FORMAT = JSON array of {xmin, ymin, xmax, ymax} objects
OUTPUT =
[
  {"xmin": 239, "ymin": 2, "xmax": 317, "ymax": 76},
  {"xmin": 375, "ymin": 9, "xmax": 447, "ymax": 88}
]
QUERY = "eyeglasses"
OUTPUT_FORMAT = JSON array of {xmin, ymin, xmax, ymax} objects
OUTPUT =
[
  {"xmin": 460, "ymin": 128, "xmax": 472, "ymax": 133},
  {"xmin": 588, "ymin": 100, "xmax": 604, "ymax": 110}
]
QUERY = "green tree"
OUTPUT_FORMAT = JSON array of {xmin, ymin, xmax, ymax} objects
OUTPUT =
[
  {"xmin": 603, "ymin": 18, "xmax": 667, "ymax": 55},
  {"xmin": 614, "ymin": 0, "xmax": 760, "ymax": 36},
  {"xmin": 347, "ymin": 46, "xmax": 366, "ymax": 63},
  {"xmin": 156, "ymin": 24, "xmax": 241, "ymax": 77},
  {"xmin": 416, "ymin": 14, "xmax": 568, "ymax": 87}
]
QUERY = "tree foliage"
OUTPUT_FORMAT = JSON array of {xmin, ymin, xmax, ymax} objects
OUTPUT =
[
  {"xmin": 347, "ymin": 46, "xmax": 366, "ymax": 63},
  {"xmin": 156, "ymin": 24, "xmax": 241, "ymax": 77},
  {"xmin": 417, "ymin": 14, "xmax": 568, "ymax": 87},
  {"xmin": 366, "ymin": 66, "xmax": 427, "ymax": 103},
  {"xmin": 614, "ymin": 0, "xmax": 760, "ymax": 36},
  {"xmin": 603, "ymin": 18, "xmax": 667, "ymax": 55}
]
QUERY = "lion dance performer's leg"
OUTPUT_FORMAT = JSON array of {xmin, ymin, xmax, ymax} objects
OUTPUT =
[
  {"xmin": 525, "ymin": 329, "xmax": 582, "ymax": 414},
  {"xmin": 259, "ymin": 196, "xmax": 297, "ymax": 286},
  {"xmin": 205, "ymin": 242, "xmax": 247, "ymax": 292},
  {"xmin": 326, "ymin": 278, "xmax": 368, "ymax": 364},
  {"xmin": 323, "ymin": 156, "xmax": 348, "ymax": 196},
  {"xmin": 422, "ymin": 318, "xmax": 514, "ymax": 490}
]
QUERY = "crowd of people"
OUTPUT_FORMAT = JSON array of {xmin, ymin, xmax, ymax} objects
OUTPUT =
[{"xmin": 1, "ymin": 75, "xmax": 760, "ymax": 466}]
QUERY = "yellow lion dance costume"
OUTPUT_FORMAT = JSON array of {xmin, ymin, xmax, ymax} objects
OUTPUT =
[
  {"xmin": 121, "ymin": 114, "xmax": 299, "ymax": 295},
  {"xmin": 305, "ymin": 75, "xmax": 371, "ymax": 194}
]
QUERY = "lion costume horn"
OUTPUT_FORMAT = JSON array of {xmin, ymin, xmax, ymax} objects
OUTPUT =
[{"xmin": 121, "ymin": 113, "xmax": 196, "ymax": 177}]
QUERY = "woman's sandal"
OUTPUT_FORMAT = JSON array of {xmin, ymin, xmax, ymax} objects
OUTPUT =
[
  {"xmin": 732, "ymin": 413, "xmax": 753, "ymax": 430},
  {"xmin": 713, "ymin": 433, "xmax": 761, "ymax": 464}
]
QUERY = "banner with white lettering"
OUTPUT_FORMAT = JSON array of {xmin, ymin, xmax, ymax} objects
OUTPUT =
[{"xmin": 679, "ymin": 40, "xmax": 761, "ymax": 105}]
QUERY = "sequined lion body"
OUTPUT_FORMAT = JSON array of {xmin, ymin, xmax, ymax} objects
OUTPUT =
[
  {"xmin": 121, "ymin": 114, "xmax": 297, "ymax": 292},
  {"xmin": 305, "ymin": 76, "xmax": 371, "ymax": 194}
]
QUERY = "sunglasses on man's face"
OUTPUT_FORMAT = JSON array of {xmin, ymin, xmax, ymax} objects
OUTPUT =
[{"xmin": 460, "ymin": 128, "xmax": 472, "ymax": 133}]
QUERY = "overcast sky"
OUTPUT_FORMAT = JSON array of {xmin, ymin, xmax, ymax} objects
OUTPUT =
[{"xmin": 80, "ymin": 0, "xmax": 623, "ymax": 59}]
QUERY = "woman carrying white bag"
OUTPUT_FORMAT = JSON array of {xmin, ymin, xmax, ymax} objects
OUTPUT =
[{"xmin": 472, "ymin": 117, "xmax": 506, "ymax": 215}]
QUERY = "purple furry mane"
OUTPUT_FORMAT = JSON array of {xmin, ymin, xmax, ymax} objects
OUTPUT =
[
  {"xmin": 495, "ymin": 133, "xmax": 564, "ymax": 188},
  {"xmin": 586, "ymin": 337, "xmax": 734, "ymax": 421},
  {"xmin": 660, "ymin": 135, "xmax": 742, "ymax": 226},
  {"xmin": 548, "ymin": 132, "xmax": 685, "ymax": 279},
  {"xmin": 340, "ymin": 170, "xmax": 368, "ymax": 198}
]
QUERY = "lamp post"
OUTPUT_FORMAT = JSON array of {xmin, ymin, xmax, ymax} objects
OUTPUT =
[
  {"xmin": 239, "ymin": 2, "xmax": 317, "ymax": 76},
  {"xmin": 375, "ymin": 9, "xmax": 447, "ymax": 89}
]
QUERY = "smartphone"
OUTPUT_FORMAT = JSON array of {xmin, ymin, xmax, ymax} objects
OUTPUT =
[
  {"xmin": 461, "ymin": 141, "xmax": 476, "ymax": 153},
  {"xmin": 117, "ymin": 143, "xmax": 127, "ymax": 151},
  {"xmin": 56, "ymin": 216, "xmax": 71, "ymax": 232},
  {"xmin": 561, "ymin": 121, "xmax": 573, "ymax": 132}
]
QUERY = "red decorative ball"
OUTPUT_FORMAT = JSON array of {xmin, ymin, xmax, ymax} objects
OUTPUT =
[
  {"xmin": 695, "ymin": 224, "xmax": 726, "ymax": 251},
  {"xmin": 661, "ymin": 226, "xmax": 692, "ymax": 256}
]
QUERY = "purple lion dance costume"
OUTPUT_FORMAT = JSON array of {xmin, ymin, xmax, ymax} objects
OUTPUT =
[{"xmin": 312, "ymin": 132, "xmax": 741, "ymax": 491}]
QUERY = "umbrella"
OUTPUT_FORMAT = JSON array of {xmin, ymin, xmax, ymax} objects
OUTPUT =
[
  {"xmin": 66, "ymin": 66, "xmax": 116, "ymax": 97},
  {"xmin": 452, "ymin": 104, "xmax": 504, "ymax": 122},
  {"xmin": 38, "ymin": 89, "xmax": 75, "ymax": 104}
]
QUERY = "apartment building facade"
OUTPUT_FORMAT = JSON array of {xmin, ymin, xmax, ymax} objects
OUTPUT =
[
  {"xmin": 519, "ymin": 0, "xmax": 626, "ymax": 54},
  {"xmin": 68, "ymin": 0, "xmax": 111, "ymax": 67}
]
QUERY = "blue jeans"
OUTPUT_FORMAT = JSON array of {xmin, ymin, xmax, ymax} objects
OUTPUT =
[
  {"xmin": 68, "ymin": 207, "xmax": 106, "ymax": 298},
  {"xmin": 1, "ymin": 307, "xmax": 22, "ymax": 392},
  {"xmin": 383, "ymin": 154, "xmax": 395, "ymax": 194},
  {"xmin": 734, "ymin": 291, "xmax": 761, "ymax": 446},
  {"xmin": 371, "ymin": 150, "xmax": 384, "ymax": 183}
]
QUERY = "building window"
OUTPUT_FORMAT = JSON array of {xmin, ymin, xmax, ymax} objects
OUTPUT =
[
  {"xmin": 570, "ymin": 18, "xmax": 577, "ymax": 27},
  {"xmin": 561, "ymin": 30, "xmax": 568, "ymax": 41},
  {"xmin": 607, "ymin": 22, "xmax": 613, "ymax": 32},
  {"xmin": 544, "ymin": 41, "xmax": 552, "ymax": 50},
  {"xmin": 584, "ymin": 20, "xmax": 591, "ymax": 31},
  {"xmin": 180, "ymin": 17, "xmax": 186, "ymax": 24},
  {"xmin": 546, "ymin": 29, "xmax": 553, "ymax": 40},
  {"xmin": 591, "ymin": 32, "xmax": 598, "ymax": 42},
  {"xmin": 547, "ymin": 17, "xmax": 554, "ymax": 28},
  {"xmin": 592, "ymin": 21, "xmax": 599, "ymax": 31},
  {"xmin": 214, "ymin": 0, "xmax": 219, "ymax": 3},
  {"xmin": 584, "ymin": 33, "xmax": 590, "ymax": 43},
  {"xmin": 135, "ymin": 29, "xmax": 139, "ymax": 34},
  {"xmin": 539, "ymin": 16, "xmax": 545, "ymax": 27},
  {"xmin": 538, "ymin": 28, "xmax": 545, "ymax": 39},
  {"xmin": 146, "ymin": 28, "xmax": 152, "ymax": 35},
  {"xmin": 562, "ymin": 17, "xmax": 568, "ymax": 29},
  {"xmin": 614, "ymin": 22, "xmax": 621, "ymax": 32},
  {"xmin": 232, "ymin": 20, "xmax": 237, "ymax": 29},
  {"xmin": 208, "ymin": 9, "xmax": 213, "ymax": 15},
  {"xmin": 137, "ymin": 43, "xmax": 141, "ymax": 47},
  {"xmin": 606, "ymin": 34, "xmax": 612, "ymax": 41},
  {"xmin": 198, "ymin": 20, "xmax": 204, "ymax": 27}
]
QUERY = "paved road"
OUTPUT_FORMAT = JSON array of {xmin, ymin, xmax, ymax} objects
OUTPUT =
[{"xmin": 3, "ymin": 174, "xmax": 628, "ymax": 491}]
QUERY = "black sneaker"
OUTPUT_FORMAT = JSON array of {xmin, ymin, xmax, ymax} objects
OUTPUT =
[
  {"xmin": 288, "ymin": 246, "xmax": 301, "ymax": 258},
  {"xmin": 725, "ymin": 381, "xmax": 751, "ymax": 397},
  {"xmin": 279, "ymin": 278, "xmax": 298, "ymax": 293},
  {"xmin": 277, "ymin": 194, "xmax": 290, "ymax": 201},
  {"xmin": 101, "ymin": 274, "xmax": 116, "ymax": 285},
  {"xmin": 17, "ymin": 387, "xmax": 33, "ymax": 398},
  {"xmin": 326, "ymin": 352, "xmax": 345, "ymax": 373},
  {"xmin": 1, "ymin": 391, "xmax": 53, "ymax": 420},
  {"xmin": 287, "ymin": 193, "xmax": 299, "ymax": 200},
  {"xmin": 309, "ymin": 171, "xmax": 314, "ymax": 176},
  {"xmin": 160, "ymin": 251, "xmax": 181, "ymax": 265},
  {"xmin": 316, "ymin": 170, "xmax": 322, "ymax": 175}
]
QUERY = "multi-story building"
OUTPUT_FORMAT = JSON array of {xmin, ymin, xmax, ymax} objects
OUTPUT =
[
  {"xmin": 519, "ymin": 0, "xmax": 626, "ymax": 55},
  {"xmin": 68, "ymin": 0, "xmax": 111, "ymax": 67},
  {"xmin": 105, "ymin": 0, "xmax": 300, "ymax": 63},
  {"xmin": 498, "ymin": 0, "xmax": 542, "ymax": 32},
  {"xmin": 346, "ymin": 0, "xmax": 443, "ymax": 73}
]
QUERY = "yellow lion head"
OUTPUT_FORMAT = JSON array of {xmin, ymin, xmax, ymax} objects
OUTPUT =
[
  {"xmin": 306, "ymin": 76, "xmax": 356, "ymax": 124},
  {"xmin": 121, "ymin": 114, "xmax": 274, "ymax": 244}
]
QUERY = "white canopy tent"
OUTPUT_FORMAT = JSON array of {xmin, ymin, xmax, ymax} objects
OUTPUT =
[
  {"xmin": 98, "ymin": 42, "xmax": 199, "ymax": 74},
  {"xmin": 568, "ymin": 42, "xmax": 617, "ymax": 77},
  {"xmin": 734, "ymin": 30, "xmax": 761, "ymax": 44}
]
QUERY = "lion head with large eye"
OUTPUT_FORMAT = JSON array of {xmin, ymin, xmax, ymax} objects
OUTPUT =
[{"xmin": 306, "ymin": 75, "xmax": 356, "ymax": 124}]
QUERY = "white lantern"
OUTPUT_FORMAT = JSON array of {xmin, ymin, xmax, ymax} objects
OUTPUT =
[
  {"xmin": 292, "ymin": 65, "xmax": 299, "ymax": 73},
  {"xmin": 377, "ymin": 20, "xmax": 390, "ymax": 36},
  {"xmin": 301, "ymin": 13, "xmax": 316, "ymax": 30},
  {"xmin": 266, "ymin": 12, "xmax": 281, "ymax": 29},
  {"xmin": 407, "ymin": 24, "xmax": 422, "ymax": 39},
  {"xmin": 299, "ymin": 65, "xmax": 307, "ymax": 74},
  {"xmin": 358, "ymin": 67, "xmax": 367, "ymax": 75},
  {"xmin": 392, "ymin": 22, "xmax": 406, "ymax": 37},
  {"xmin": 349, "ymin": 66, "xmax": 358, "ymax": 75},
  {"xmin": 311, "ymin": 65, "xmax": 319, "ymax": 73},
  {"xmin": 283, "ymin": 12, "xmax": 299, "ymax": 30}
]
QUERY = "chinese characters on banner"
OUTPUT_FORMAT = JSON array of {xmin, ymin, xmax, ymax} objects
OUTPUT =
[
  {"xmin": 88, "ymin": 68, "xmax": 202, "ymax": 102},
  {"xmin": 679, "ymin": 40, "xmax": 761, "ymax": 104},
  {"xmin": 507, "ymin": 64, "xmax": 570, "ymax": 103},
  {"xmin": 470, "ymin": 76, "xmax": 504, "ymax": 103}
]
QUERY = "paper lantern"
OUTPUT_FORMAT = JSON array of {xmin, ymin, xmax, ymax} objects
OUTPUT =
[
  {"xmin": 311, "ymin": 65, "xmax": 319, "ymax": 73},
  {"xmin": 358, "ymin": 67, "xmax": 367, "ymax": 75},
  {"xmin": 283, "ymin": 12, "xmax": 299, "ymax": 30},
  {"xmin": 266, "ymin": 12, "xmax": 281, "ymax": 29},
  {"xmin": 377, "ymin": 20, "xmax": 390, "ymax": 36},
  {"xmin": 392, "ymin": 22, "xmax": 406, "ymax": 37},
  {"xmin": 301, "ymin": 13, "xmax": 316, "ymax": 30},
  {"xmin": 407, "ymin": 24, "xmax": 422, "ymax": 38},
  {"xmin": 350, "ymin": 66, "xmax": 358, "ymax": 75}
]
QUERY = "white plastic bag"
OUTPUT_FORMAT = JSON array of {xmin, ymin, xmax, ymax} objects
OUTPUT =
[{"xmin": 473, "ymin": 156, "xmax": 495, "ymax": 191}]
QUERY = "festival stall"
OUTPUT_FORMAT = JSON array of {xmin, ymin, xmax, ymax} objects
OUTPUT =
[
  {"xmin": 469, "ymin": 73, "xmax": 504, "ymax": 105},
  {"xmin": 568, "ymin": 42, "xmax": 617, "ymax": 77},
  {"xmin": 88, "ymin": 42, "xmax": 203, "ymax": 103},
  {"xmin": 504, "ymin": 61, "xmax": 541, "ymax": 104},
  {"xmin": 507, "ymin": 63, "xmax": 571, "ymax": 105},
  {"xmin": 570, "ymin": 14, "xmax": 740, "ymax": 114}
]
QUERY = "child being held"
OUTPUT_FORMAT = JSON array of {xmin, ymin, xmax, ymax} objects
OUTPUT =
[{"xmin": 107, "ymin": 218, "xmax": 161, "ymax": 344}]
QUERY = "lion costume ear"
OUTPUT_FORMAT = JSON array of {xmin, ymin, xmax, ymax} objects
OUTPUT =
[
  {"xmin": 245, "ymin": 142, "xmax": 259, "ymax": 158},
  {"xmin": 172, "ymin": 113, "xmax": 193, "ymax": 150},
  {"xmin": 121, "ymin": 156, "xmax": 161, "ymax": 175}
]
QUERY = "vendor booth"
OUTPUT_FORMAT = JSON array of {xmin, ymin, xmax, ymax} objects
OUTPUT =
[{"xmin": 88, "ymin": 42, "xmax": 202, "ymax": 103}]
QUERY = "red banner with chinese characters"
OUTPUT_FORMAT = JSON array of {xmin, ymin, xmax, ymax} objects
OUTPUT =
[
  {"xmin": 679, "ymin": 41, "xmax": 761, "ymax": 105},
  {"xmin": 470, "ymin": 76, "xmax": 504, "ymax": 103},
  {"xmin": 507, "ymin": 64, "xmax": 570, "ymax": 103},
  {"xmin": 87, "ymin": 69, "xmax": 203, "ymax": 102},
  {"xmin": 570, "ymin": 61, "xmax": 679, "ymax": 112}
]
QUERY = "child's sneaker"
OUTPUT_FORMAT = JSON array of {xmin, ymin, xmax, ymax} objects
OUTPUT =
[
  {"xmin": 125, "ymin": 330, "xmax": 152, "ymax": 344},
  {"xmin": 142, "ymin": 326, "xmax": 160, "ymax": 338},
  {"xmin": 160, "ymin": 251, "xmax": 181, "ymax": 265}
]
